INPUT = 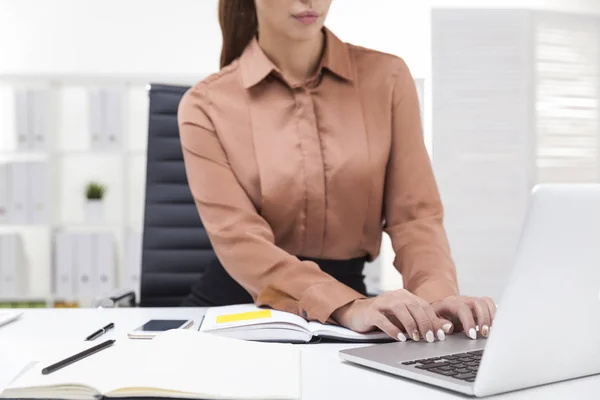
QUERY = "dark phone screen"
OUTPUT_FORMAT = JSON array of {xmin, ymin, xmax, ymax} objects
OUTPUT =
[{"xmin": 137, "ymin": 319, "xmax": 189, "ymax": 331}]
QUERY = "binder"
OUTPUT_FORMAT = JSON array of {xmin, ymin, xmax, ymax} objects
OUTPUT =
[
  {"xmin": 31, "ymin": 89, "xmax": 50, "ymax": 151},
  {"xmin": 8, "ymin": 163, "xmax": 28, "ymax": 224},
  {"xmin": 103, "ymin": 89, "xmax": 122, "ymax": 149},
  {"xmin": 94, "ymin": 233, "xmax": 116, "ymax": 298},
  {"xmin": 0, "ymin": 234, "xmax": 25, "ymax": 298},
  {"xmin": 75, "ymin": 233, "xmax": 95, "ymax": 305},
  {"xmin": 0, "ymin": 163, "xmax": 9, "ymax": 223},
  {"xmin": 89, "ymin": 88, "xmax": 122, "ymax": 150},
  {"xmin": 27, "ymin": 161, "xmax": 49, "ymax": 224},
  {"xmin": 53, "ymin": 232, "xmax": 76, "ymax": 303},
  {"xmin": 14, "ymin": 90, "xmax": 31, "ymax": 151},
  {"xmin": 124, "ymin": 229, "xmax": 142, "ymax": 297},
  {"xmin": 0, "ymin": 235, "xmax": 5, "ymax": 295},
  {"xmin": 89, "ymin": 89, "xmax": 104, "ymax": 150}
]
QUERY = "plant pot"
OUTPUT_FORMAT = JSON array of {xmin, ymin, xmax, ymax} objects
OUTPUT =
[{"xmin": 85, "ymin": 200, "xmax": 104, "ymax": 223}]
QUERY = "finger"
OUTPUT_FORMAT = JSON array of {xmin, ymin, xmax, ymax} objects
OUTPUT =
[
  {"xmin": 468, "ymin": 299, "xmax": 487, "ymax": 332},
  {"xmin": 406, "ymin": 301, "xmax": 435, "ymax": 343},
  {"xmin": 432, "ymin": 301, "xmax": 461, "ymax": 332},
  {"xmin": 456, "ymin": 303, "xmax": 477, "ymax": 340},
  {"xmin": 483, "ymin": 297, "xmax": 497, "ymax": 321},
  {"xmin": 438, "ymin": 317, "xmax": 454, "ymax": 335},
  {"xmin": 386, "ymin": 305, "xmax": 419, "ymax": 342},
  {"xmin": 421, "ymin": 302, "xmax": 449, "ymax": 341},
  {"xmin": 434, "ymin": 300, "xmax": 477, "ymax": 339},
  {"xmin": 372, "ymin": 312, "xmax": 406, "ymax": 342},
  {"xmin": 471, "ymin": 299, "xmax": 491, "ymax": 337}
]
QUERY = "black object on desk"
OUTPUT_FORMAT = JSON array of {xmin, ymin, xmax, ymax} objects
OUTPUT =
[
  {"xmin": 85, "ymin": 322, "xmax": 115, "ymax": 341},
  {"xmin": 41, "ymin": 339, "xmax": 115, "ymax": 375}
]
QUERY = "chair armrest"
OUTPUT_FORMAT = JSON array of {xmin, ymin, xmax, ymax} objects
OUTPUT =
[{"xmin": 93, "ymin": 289, "xmax": 137, "ymax": 308}]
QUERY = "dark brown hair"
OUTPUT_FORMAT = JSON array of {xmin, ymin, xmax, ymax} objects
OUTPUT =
[{"xmin": 219, "ymin": 0, "xmax": 258, "ymax": 68}]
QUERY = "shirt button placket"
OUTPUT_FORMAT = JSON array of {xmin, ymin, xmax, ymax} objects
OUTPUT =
[{"xmin": 294, "ymin": 87, "xmax": 305, "ymax": 115}]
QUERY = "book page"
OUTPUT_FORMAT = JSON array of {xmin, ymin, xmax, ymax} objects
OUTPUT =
[
  {"xmin": 0, "ymin": 352, "xmax": 32, "ymax": 393},
  {"xmin": 4, "ymin": 339, "xmax": 149, "ymax": 396},
  {"xmin": 201, "ymin": 304, "xmax": 309, "ymax": 333},
  {"xmin": 105, "ymin": 330, "xmax": 301, "ymax": 399},
  {"xmin": 307, "ymin": 321, "xmax": 391, "ymax": 342},
  {"xmin": 6, "ymin": 331, "xmax": 301, "ymax": 400}
]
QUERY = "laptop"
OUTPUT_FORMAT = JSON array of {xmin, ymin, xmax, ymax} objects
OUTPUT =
[{"xmin": 339, "ymin": 184, "xmax": 600, "ymax": 397}]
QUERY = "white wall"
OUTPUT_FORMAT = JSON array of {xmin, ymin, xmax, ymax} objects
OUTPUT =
[
  {"xmin": 2, "ymin": 0, "xmax": 599, "ymax": 78},
  {"xmin": 1, "ymin": 0, "xmax": 599, "ymax": 297},
  {"xmin": 0, "ymin": 0, "xmax": 221, "ymax": 76}
]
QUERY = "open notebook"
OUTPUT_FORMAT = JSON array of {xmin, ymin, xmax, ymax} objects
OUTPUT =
[
  {"xmin": 1, "ymin": 329, "xmax": 301, "ymax": 400},
  {"xmin": 200, "ymin": 304, "xmax": 392, "ymax": 343}
]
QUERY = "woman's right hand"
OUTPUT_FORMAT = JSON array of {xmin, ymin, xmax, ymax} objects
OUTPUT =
[{"xmin": 332, "ymin": 289, "xmax": 453, "ymax": 342}]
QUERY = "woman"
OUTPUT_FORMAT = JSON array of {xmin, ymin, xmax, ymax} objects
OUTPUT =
[{"xmin": 178, "ymin": 0, "xmax": 496, "ymax": 342}]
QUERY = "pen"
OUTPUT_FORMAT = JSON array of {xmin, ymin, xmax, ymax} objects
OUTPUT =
[
  {"xmin": 42, "ymin": 339, "xmax": 115, "ymax": 375},
  {"xmin": 85, "ymin": 322, "xmax": 115, "ymax": 341}
]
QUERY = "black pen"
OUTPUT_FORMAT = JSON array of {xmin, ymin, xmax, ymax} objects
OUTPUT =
[
  {"xmin": 42, "ymin": 339, "xmax": 115, "ymax": 375},
  {"xmin": 85, "ymin": 322, "xmax": 115, "ymax": 341}
]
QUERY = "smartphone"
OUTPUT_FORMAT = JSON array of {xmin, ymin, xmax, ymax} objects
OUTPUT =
[{"xmin": 127, "ymin": 319, "xmax": 194, "ymax": 339}]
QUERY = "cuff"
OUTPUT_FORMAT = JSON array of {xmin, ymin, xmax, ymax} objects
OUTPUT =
[{"xmin": 298, "ymin": 280, "xmax": 366, "ymax": 324}]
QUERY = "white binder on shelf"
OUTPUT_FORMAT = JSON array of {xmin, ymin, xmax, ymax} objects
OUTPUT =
[
  {"xmin": 89, "ymin": 89, "xmax": 104, "ymax": 150},
  {"xmin": 27, "ymin": 161, "xmax": 49, "ymax": 224},
  {"xmin": 0, "ymin": 234, "xmax": 26, "ymax": 298},
  {"xmin": 8, "ymin": 163, "xmax": 28, "ymax": 224},
  {"xmin": 14, "ymin": 90, "xmax": 32, "ymax": 151},
  {"xmin": 93, "ymin": 232, "xmax": 116, "ymax": 298},
  {"xmin": 88, "ymin": 88, "xmax": 122, "ymax": 150},
  {"xmin": 31, "ymin": 89, "xmax": 51, "ymax": 151},
  {"xmin": 0, "ymin": 163, "xmax": 9, "ymax": 223},
  {"xmin": 53, "ymin": 232, "xmax": 76, "ymax": 303},
  {"xmin": 74, "ymin": 233, "xmax": 95, "ymax": 306},
  {"xmin": 124, "ymin": 229, "xmax": 142, "ymax": 298},
  {"xmin": 103, "ymin": 89, "xmax": 122, "ymax": 149}
]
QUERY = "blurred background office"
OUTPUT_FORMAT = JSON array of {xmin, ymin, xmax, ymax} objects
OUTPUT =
[{"xmin": 0, "ymin": 0, "xmax": 598, "ymax": 308}]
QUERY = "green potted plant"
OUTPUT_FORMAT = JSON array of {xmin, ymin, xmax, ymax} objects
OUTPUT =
[{"xmin": 85, "ymin": 181, "xmax": 107, "ymax": 223}]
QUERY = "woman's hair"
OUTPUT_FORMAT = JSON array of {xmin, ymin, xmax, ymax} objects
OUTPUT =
[{"xmin": 218, "ymin": 0, "xmax": 258, "ymax": 68}]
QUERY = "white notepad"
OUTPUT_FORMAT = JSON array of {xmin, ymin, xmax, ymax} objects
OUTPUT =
[{"xmin": 1, "ymin": 329, "xmax": 301, "ymax": 400}]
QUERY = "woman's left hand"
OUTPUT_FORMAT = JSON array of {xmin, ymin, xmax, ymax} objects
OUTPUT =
[{"xmin": 431, "ymin": 296, "xmax": 497, "ymax": 340}]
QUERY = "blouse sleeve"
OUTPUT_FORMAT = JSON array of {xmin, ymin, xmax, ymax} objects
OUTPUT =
[{"xmin": 382, "ymin": 59, "xmax": 459, "ymax": 303}]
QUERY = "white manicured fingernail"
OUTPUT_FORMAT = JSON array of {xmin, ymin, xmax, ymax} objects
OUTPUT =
[
  {"xmin": 426, "ymin": 330, "xmax": 434, "ymax": 343},
  {"xmin": 469, "ymin": 328, "xmax": 477, "ymax": 340},
  {"xmin": 397, "ymin": 332, "xmax": 407, "ymax": 342},
  {"xmin": 437, "ymin": 329, "xmax": 446, "ymax": 341},
  {"xmin": 442, "ymin": 323, "xmax": 452, "ymax": 333}
]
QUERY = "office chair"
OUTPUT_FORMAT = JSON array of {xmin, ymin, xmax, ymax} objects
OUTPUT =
[
  {"xmin": 101, "ymin": 83, "xmax": 218, "ymax": 308},
  {"xmin": 139, "ymin": 83, "xmax": 220, "ymax": 307}
]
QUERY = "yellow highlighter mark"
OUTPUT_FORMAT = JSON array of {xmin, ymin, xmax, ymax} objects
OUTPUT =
[{"xmin": 216, "ymin": 310, "xmax": 272, "ymax": 324}]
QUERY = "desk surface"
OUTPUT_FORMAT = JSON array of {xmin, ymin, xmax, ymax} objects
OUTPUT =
[{"xmin": 0, "ymin": 308, "xmax": 598, "ymax": 400}]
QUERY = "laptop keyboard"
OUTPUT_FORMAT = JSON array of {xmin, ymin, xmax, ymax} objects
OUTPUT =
[{"xmin": 401, "ymin": 350, "xmax": 484, "ymax": 383}]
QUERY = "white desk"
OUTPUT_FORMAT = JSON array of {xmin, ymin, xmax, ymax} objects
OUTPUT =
[{"xmin": 0, "ymin": 308, "xmax": 598, "ymax": 400}]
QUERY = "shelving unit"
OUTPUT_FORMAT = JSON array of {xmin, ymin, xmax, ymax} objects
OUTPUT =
[{"xmin": 0, "ymin": 73, "xmax": 202, "ymax": 306}]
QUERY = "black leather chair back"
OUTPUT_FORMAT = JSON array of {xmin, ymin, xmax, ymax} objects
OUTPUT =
[{"xmin": 140, "ymin": 83, "xmax": 218, "ymax": 307}]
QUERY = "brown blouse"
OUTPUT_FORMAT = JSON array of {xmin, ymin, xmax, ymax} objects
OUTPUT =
[{"xmin": 177, "ymin": 28, "xmax": 459, "ymax": 324}]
